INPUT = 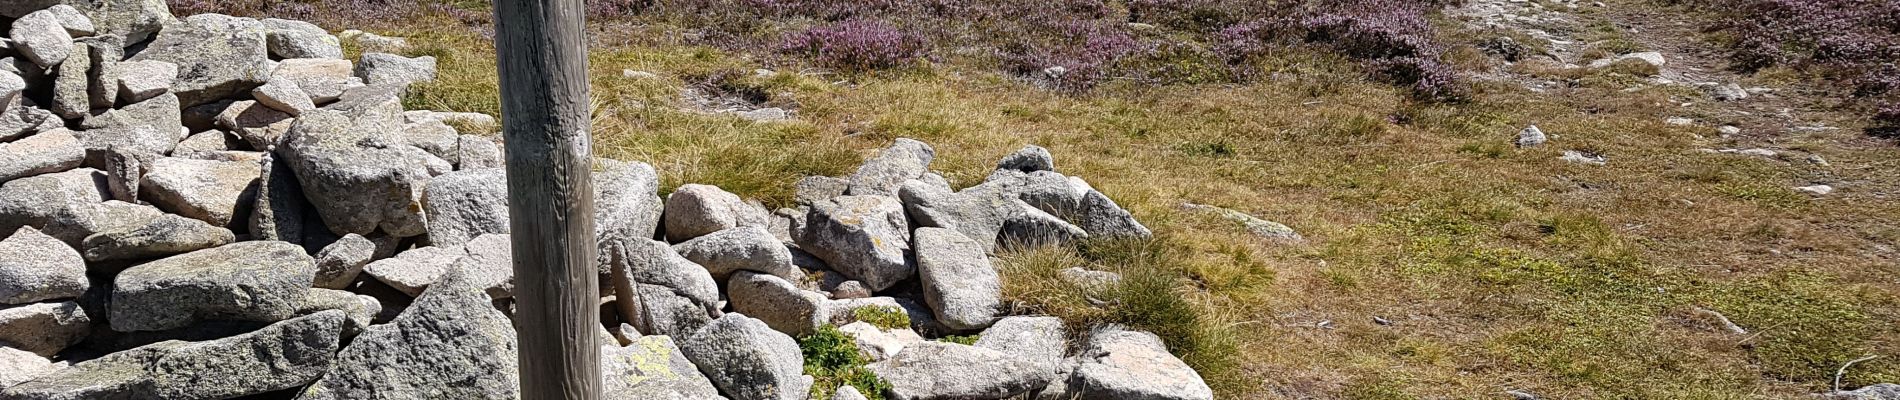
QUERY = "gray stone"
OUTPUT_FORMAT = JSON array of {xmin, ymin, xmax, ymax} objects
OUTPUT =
[
  {"xmin": 362, "ymin": 245, "xmax": 465, "ymax": 297},
  {"xmin": 47, "ymin": 37, "xmax": 88, "ymax": 120},
  {"xmin": 79, "ymin": 35, "xmax": 121, "ymax": 110},
  {"xmin": 679, "ymin": 313, "xmax": 813, "ymax": 400},
  {"xmin": 99, "ymin": 146, "xmax": 141, "ymax": 202},
  {"xmin": 798, "ymin": 195, "xmax": 912, "ymax": 291},
  {"xmin": 1033, "ymin": 358, "xmax": 1080, "ymax": 400},
  {"xmin": 1070, "ymin": 326, "xmax": 1212, "ymax": 400},
  {"xmin": 1587, "ymin": 51, "xmax": 1666, "ymax": 69},
  {"xmin": 0, "ymin": 71, "xmax": 20, "ymax": 112},
  {"xmin": 250, "ymin": 150, "xmax": 311, "ymax": 246},
  {"xmin": 0, "ymin": 301, "xmax": 89, "ymax": 357},
  {"xmin": 1707, "ymin": 82, "xmax": 1748, "ymax": 101},
  {"xmin": 1178, "ymin": 202, "xmax": 1302, "ymax": 241},
  {"xmin": 603, "ymin": 237, "xmax": 720, "ymax": 308},
  {"xmin": 1516, "ymin": 125, "xmax": 1546, "ymax": 148},
  {"xmin": 918, "ymin": 173, "xmax": 951, "ymax": 191},
  {"xmin": 846, "ymin": 138, "xmax": 934, "ymax": 196},
  {"xmin": 795, "ymin": 175, "xmax": 848, "ymax": 205},
  {"xmin": 110, "ymin": 241, "xmax": 315, "ymax": 332},
  {"xmin": 355, "ymin": 53, "xmax": 436, "ymax": 87},
  {"xmin": 50, "ymin": 0, "xmax": 175, "ymax": 45},
  {"xmin": 728, "ymin": 271, "xmax": 829, "ymax": 336},
  {"xmin": 37, "ymin": 199, "xmax": 156, "ymax": 248},
  {"xmin": 261, "ymin": 18, "xmax": 341, "ymax": 59},
  {"xmin": 622, "ymin": 282, "xmax": 715, "ymax": 339},
  {"xmin": 832, "ymin": 385, "xmax": 870, "ymax": 400},
  {"xmin": 0, "ymin": 129, "xmax": 84, "ymax": 184},
  {"xmin": 664, "ymin": 184, "xmax": 768, "ymax": 242},
  {"xmin": 140, "ymin": 157, "xmax": 260, "ymax": 229},
  {"xmin": 114, "ymin": 59, "xmax": 175, "ymax": 103},
  {"xmin": 402, "ymin": 119, "xmax": 460, "ymax": 164},
  {"xmin": 214, "ymin": 100, "xmax": 294, "ymax": 151},
  {"xmin": 300, "ymin": 270, "xmax": 519, "ymax": 399},
  {"xmin": 297, "ymin": 288, "xmax": 381, "ymax": 328},
  {"xmin": 997, "ymin": 145, "xmax": 1054, "ymax": 172},
  {"xmin": 149, "ymin": 311, "xmax": 348, "ymax": 399},
  {"xmin": 74, "ymin": 92, "xmax": 184, "ymax": 162},
  {"xmin": 346, "ymin": 32, "xmax": 409, "ymax": 54},
  {"xmin": 457, "ymin": 135, "xmax": 501, "ymax": 169},
  {"xmin": 898, "ymin": 179, "xmax": 1025, "ymax": 253},
  {"xmin": 735, "ymin": 107, "xmax": 788, "ymax": 122},
  {"xmin": 831, "ymin": 280, "xmax": 871, "ymax": 300},
  {"xmin": 998, "ymin": 200, "xmax": 1088, "ymax": 248},
  {"xmin": 456, "ymin": 233, "xmax": 517, "ymax": 299},
  {"xmin": 595, "ymin": 159, "xmax": 664, "ymax": 243},
  {"xmin": 0, "ymin": 340, "xmax": 181, "ymax": 399},
  {"xmin": 1001, "ymin": 171, "xmax": 1150, "ymax": 240},
  {"xmin": 251, "ymin": 79, "xmax": 316, "ymax": 116},
  {"xmin": 1560, "ymin": 149, "xmax": 1607, "ymax": 165},
  {"xmin": 423, "ymin": 160, "xmax": 660, "ymax": 246},
  {"xmin": 914, "ymin": 227, "xmax": 1001, "ymax": 331},
  {"xmin": 422, "ymin": 168, "xmax": 507, "ymax": 246},
  {"xmin": 0, "ymin": 346, "xmax": 56, "ymax": 388},
  {"xmin": 837, "ymin": 320, "xmax": 924, "ymax": 362},
  {"xmin": 1822, "ymin": 384, "xmax": 1900, "ymax": 400},
  {"xmin": 312, "ymin": 233, "xmax": 375, "ymax": 289},
  {"xmin": 406, "ymin": 111, "xmax": 498, "ymax": 132},
  {"xmin": 271, "ymin": 58, "xmax": 355, "ymax": 103},
  {"xmin": 602, "ymin": 335, "xmax": 728, "ymax": 400},
  {"xmin": 974, "ymin": 316, "xmax": 1066, "ymax": 376},
  {"xmin": 1057, "ymin": 267, "xmax": 1120, "ymax": 291},
  {"xmin": 674, "ymin": 226, "xmax": 798, "ymax": 282},
  {"xmin": 0, "ymin": 227, "xmax": 85, "ymax": 305},
  {"xmin": 79, "ymin": 212, "xmax": 235, "ymax": 262},
  {"xmin": 10, "ymin": 10, "xmax": 74, "ymax": 69},
  {"xmin": 868, "ymin": 341, "xmax": 1052, "ymax": 400},
  {"xmin": 0, "ymin": 98, "xmax": 60, "ymax": 144},
  {"xmin": 170, "ymin": 130, "xmax": 240, "ymax": 160},
  {"xmin": 772, "ymin": 208, "xmax": 807, "ymax": 245},
  {"xmin": 44, "ymin": 5, "xmax": 93, "ymax": 36},
  {"xmin": 126, "ymin": 13, "xmax": 272, "ymax": 108},
  {"xmin": 0, "ymin": 168, "xmax": 107, "ymax": 236},
  {"xmin": 282, "ymin": 108, "xmax": 431, "ymax": 237},
  {"xmin": 180, "ymin": 100, "xmax": 232, "ymax": 133}
]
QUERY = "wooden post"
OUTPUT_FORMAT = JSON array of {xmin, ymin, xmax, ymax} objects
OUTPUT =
[{"xmin": 493, "ymin": 0, "xmax": 599, "ymax": 398}]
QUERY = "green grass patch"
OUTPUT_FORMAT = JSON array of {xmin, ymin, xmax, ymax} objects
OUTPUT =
[
  {"xmin": 801, "ymin": 325, "xmax": 893, "ymax": 400},
  {"xmin": 853, "ymin": 306, "xmax": 913, "ymax": 331}
]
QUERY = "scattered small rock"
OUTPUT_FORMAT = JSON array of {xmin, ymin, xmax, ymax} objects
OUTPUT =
[
  {"xmin": 1559, "ymin": 150, "xmax": 1606, "ymax": 165},
  {"xmin": 1516, "ymin": 125, "xmax": 1547, "ymax": 148}
]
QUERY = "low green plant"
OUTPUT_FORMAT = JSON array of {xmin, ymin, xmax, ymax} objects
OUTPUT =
[
  {"xmin": 939, "ymin": 335, "xmax": 980, "ymax": 345},
  {"xmin": 853, "ymin": 306, "xmax": 912, "ymax": 331},
  {"xmin": 801, "ymin": 325, "xmax": 893, "ymax": 400}
]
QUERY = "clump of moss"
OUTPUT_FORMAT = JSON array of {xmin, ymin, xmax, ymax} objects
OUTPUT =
[
  {"xmin": 939, "ymin": 335, "xmax": 980, "ymax": 345},
  {"xmin": 853, "ymin": 306, "xmax": 912, "ymax": 331},
  {"xmin": 801, "ymin": 325, "xmax": 893, "ymax": 400}
]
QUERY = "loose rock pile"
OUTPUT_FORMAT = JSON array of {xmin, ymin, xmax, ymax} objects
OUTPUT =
[{"xmin": 0, "ymin": 2, "xmax": 1212, "ymax": 399}]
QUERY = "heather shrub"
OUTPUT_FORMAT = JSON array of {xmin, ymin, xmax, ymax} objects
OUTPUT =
[
  {"xmin": 996, "ymin": 17, "xmax": 1140, "ymax": 92},
  {"xmin": 1211, "ymin": 0, "xmax": 1466, "ymax": 100},
  {"xmin": 1704, "ymin": 0, "xmax": 1900, "ymax": 123},
  {"xmin": 781, "ymin": 20, "xmax": 925, "ymax": 71},
  {"xmin": 1873, "ymin": 104, "xmax": 1900, "ymax": 138}
]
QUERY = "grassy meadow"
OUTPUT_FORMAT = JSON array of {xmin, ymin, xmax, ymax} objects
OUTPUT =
[{"xmin": 183, "ymin": 0, "xmax": 1900, "ymax": 397}]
